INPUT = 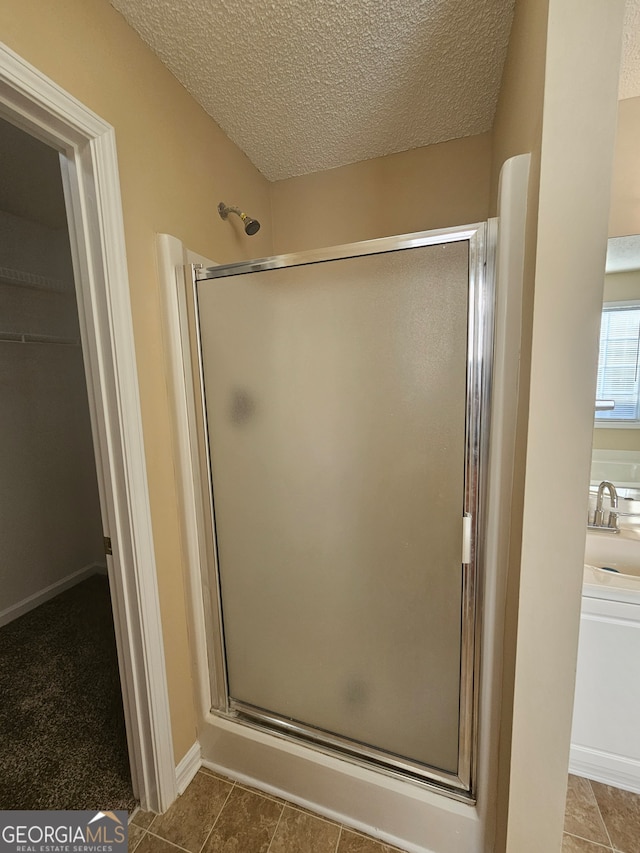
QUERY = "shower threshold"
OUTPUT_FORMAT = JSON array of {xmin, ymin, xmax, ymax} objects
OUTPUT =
[{"xmin": 217, "ymin": 698, "xmax": 475, "ymax": 803}]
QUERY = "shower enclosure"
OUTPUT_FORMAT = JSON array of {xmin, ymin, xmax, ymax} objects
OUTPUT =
[{"xmin": 189, "ymin": 224, "xmax": 493, "ymax": 797}]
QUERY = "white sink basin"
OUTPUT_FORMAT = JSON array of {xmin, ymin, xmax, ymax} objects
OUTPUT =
[
  {"xmin": 585, "ymin": 529, "xmax": 640, "ymax": 577},
  {"xmin": 584, "ymin": 530, "xmax": 640, "ymax": 603}
]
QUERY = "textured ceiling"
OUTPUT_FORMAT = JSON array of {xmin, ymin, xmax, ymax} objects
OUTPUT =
[
  {"xmin": 620, "ymin": 0, "xmax": 640, "ymax": 99},
  {"xmin": 110, "ymin": 0, "xmax": 515, "ymax": 181},
  {"xmin": 606, "ymin": 235, "xmax": 640, "ymax": 274}
]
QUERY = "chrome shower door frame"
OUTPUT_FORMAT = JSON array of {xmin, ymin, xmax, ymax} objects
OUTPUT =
[{"xmin": 189, "ymin": 222, "xmax": 494, "ymax": 799}]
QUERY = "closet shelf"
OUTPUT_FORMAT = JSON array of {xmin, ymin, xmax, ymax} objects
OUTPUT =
[
  {"xmin": 0, "ymin": 331, "xmax": 80, "ymax": 346},
  {"xmin": 0, "ymin": 265, "xmax": 72, "ymax": 294}
]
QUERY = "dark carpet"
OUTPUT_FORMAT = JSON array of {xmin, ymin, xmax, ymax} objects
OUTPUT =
[{"xmin": 0, "ymin": 574, "xmax": 137, "ymax": 811}]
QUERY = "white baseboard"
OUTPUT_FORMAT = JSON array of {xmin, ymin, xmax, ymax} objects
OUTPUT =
[
  {"xmin": 570, "ymin": 744, "xmax": 640, "ymax": 794},
  {"xmin": 0, "ymin": 563, "xmax": 106, "ymax": 628},
  {"xmin": 176, "ymin": 741, "xmax": 202, "ymax": 794}
]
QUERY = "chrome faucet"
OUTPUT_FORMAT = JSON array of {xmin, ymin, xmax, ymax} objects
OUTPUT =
[{"xmin": 589, "ymin": 480, "xmax": 619, "ymax": 532}]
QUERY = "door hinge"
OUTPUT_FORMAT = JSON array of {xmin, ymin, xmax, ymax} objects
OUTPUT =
[{"xmin": 104, "ymin": 536, "xmax": 113, "ymax": 557}]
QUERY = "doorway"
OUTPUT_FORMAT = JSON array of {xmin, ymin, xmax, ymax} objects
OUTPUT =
[
  {"xmin": 0, "ymin": 116, "xmax": 135, "ymax": 809},
  {"xmin": 0, "ymin": 42, "xmax": 176, "ymax": 813}
]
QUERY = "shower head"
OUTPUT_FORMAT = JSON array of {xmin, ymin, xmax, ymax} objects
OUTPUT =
[
  {"xmin": 243, "ymin": 216, "xmax": 261, "ymax": 236},
  {"xmin": 218, "ymin": 202, "xmax": 261, "ymax": 236}
]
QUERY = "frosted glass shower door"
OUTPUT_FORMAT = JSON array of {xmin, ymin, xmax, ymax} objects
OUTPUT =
[{"xmin": 195, "ymin": 231, "xmax": 486, "ymax": 789}]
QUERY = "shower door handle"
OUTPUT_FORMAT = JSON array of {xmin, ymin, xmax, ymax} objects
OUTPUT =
[{"xmin": 462, "ymin": 514, "xmax": 472, "ymax": 565}]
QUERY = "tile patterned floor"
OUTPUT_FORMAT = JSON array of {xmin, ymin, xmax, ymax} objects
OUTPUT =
[
  {"xmin": 129, "ymin": 768, "xmax": 640, "ymax": 852},
  {"xmin": 563, "ymin": 774, "xmax": 640, "ymax": 852},
  {"xmin": 129, "ymin": 767, "xmax": 405, "ymax": 853}
]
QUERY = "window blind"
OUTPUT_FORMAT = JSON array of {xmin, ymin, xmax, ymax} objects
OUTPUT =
[{"xmin": 595, "ymin": 305, "xmax": 640, "ymax": 422}]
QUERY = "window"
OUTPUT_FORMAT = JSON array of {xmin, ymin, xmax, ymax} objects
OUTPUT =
[{"xmin": 595, "ymin": 301, "xmax": 640, "ymax": 425}]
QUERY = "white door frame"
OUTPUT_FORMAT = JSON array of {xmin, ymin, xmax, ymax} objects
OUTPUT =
[{"xmin": 0, "ymin": 43, "xmax": 177, "ymax": 812}]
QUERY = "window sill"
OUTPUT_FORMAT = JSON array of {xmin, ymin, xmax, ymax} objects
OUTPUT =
[{"xmin": 594, "ymin": 421, "xmax": 640, "ymax": 429}]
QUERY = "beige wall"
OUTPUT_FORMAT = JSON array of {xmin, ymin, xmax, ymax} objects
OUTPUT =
[
  {"xmin": 501, "ymin": 2, "xmax": 624, "ymax": 853},
  {"xmin": 0, "ymin": 0, "xmax": 274, "ymax": 762},
  {"xmin": 593, "ymin": 428, "xmax": 640, "ymax": 451},
  {"xmin": 489, "ymin": 0, "xmax": 548, "ymax": 216},
  {"xmin": 270, "ymin": 133, "xmax": 492, "ymax": 253},
  {"xmin": 603, "ymin": 268, "xmax": 640, "ymax": 301},
  {"xmin": 609, "ymin": 96, "xmax": 640, "ymax": 238},
  {"xmin": 488, "ymin": 0, "xmax": 549, "ymax": 848}
]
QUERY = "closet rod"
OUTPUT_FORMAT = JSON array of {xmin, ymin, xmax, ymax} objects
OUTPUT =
[{"xmin": 0, "ymin": 331, "xmax": 80, "ymax": 346}]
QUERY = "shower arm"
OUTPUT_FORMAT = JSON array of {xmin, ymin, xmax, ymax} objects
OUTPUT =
[{"xmin": 218, "ymin": 203, "xmax": 243, "ymax": 219}]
